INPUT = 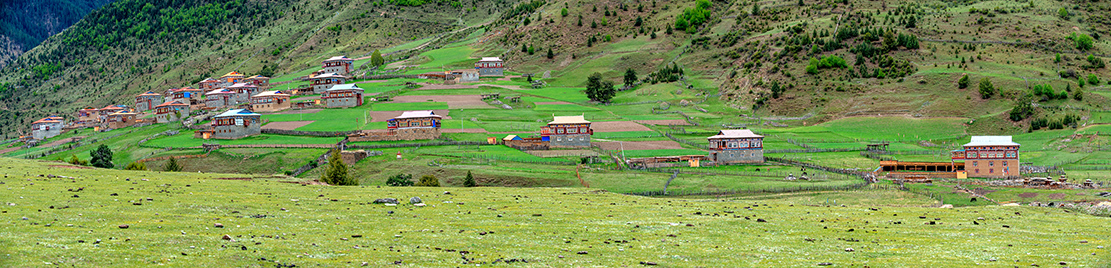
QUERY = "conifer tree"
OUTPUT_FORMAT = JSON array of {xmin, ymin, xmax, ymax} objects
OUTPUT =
[
  {"xmin": 321, "ymin": 150, "xmax": 355, "ymax": 185},
  {"xmin": 164, "ymin": 157, "xmax": 182, "ymax": 172},
  {"xmin": 463, "ymin": 171, "xmax": 476, "ymax": 187}
]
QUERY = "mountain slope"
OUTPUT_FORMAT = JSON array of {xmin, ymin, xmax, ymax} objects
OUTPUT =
[{"xmin": 0, "ymin": 0, "xmax": 112, "ymax": 66}]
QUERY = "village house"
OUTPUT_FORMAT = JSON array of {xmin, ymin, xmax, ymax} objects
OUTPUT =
[
  {"xmin": 228, "ymin": 82, "xmax": 260, "ymax": 104},
  {"xmin": 475, "ymin": 57, "xmax": 504, "ymax": 76},
  {"xmin": 153, "ymin": 100, "xmax": 190, "ymax": 123},
  {"xmin": 322, "ymin": 56, "xmax": 355, "ymax": 75},
  {"xmin": 169, "ymin": 87, "xmax": 204, "ymax": 106},
  {"xmin": 106, "ymin": 111, "xmax": 138, "ymax": 129},
  {"xmin": 387, "ymin": 110, "xmax": 442, "ymax": 132},
  {"xmin": 951, "ymin": 136, "xmax": 1020, "ymax": 178},
  {"xmin": 346, "ymin": 110, "xmax": 442, "ymax": 142},
  {"xmin": 198, "ymin": 78, "xmax": 223, "ymax": 91},
  {"xmin": 205, "ymin": 88, "xmax": 236, "ymax": 110},
  {"xmin": 541, "ymin": 115, "xmax": 592, "ymax": 148},
  {"xmin": 250, "ymin": 91, "xmax": 291, "ymax": 112},
  {"xmin": 211, "ymin": 109, "xmax": 261, "ymax": 139},
  {"xmin": 76, "ymin": 107, "xmax": 99, "ymax": 125},
  {"xmin": 449, "ymin": 69, "xmax": 480, "ymax": 82},
  {"xmin": 220, "ymin": 71, "xmax": 246, "ymax": 85},
  {"xmin": 244, "ymin": 75, "xmax": 271, "ymax": 88},
  {"xmin": 31, "ymin": 116, "xmax": 65, "ymax": 140},
  {"xmin": 310, "ymin": 73, "xmax": 348, "ymax": 94},
  {"xmin": 134, "ymin": 91, "xmax": 162, "ymax": 112},
  {"xmin": 707, "ymin": 129, "xmax": 764, "ymax": 164},
  {"xmin": 323, "ymin": 84, "xmax": 364, "ymax": 108},
  {"xmin": 97, "ymin": 105, "xmax": 126, "ymax": 123}
]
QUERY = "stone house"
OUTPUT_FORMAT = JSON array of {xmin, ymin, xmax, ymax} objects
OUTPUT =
[
  {"xmin": 244, "ymin": 75, "xmax": 271, "ymax": 88},
  {"xmin": 322, "ymin": 56, "xmax": 355, "ymax": 75},
  {"xmin": 170, "ymin": 87, "xmax": 204, "ymax": 106},
  {"xmin": 106, "ymin": 111, "xmax": 138, "ymax": 129},
  {"xmin": 707, "ymin": 129, "xmax": 764, "ymax": 164},
  {"xmin": 198, "ymin": 77, "xmax": 223, "ymax": 91},
  {"xmin": 951, "ymin": 136, "xmax": 1020, "ymax": 178},
  {"xmin": 323, "ymin": 84, "xmax": 364, "ymax": 108},
  {"xmin": 387, "ymin": 110, "xmax": 442, "ymax": 131},
  {"xmin": 228, "ymin": 82, "xmax": 260, "ymax": 104},
  {"xmin": 475, "ymin": 57, "xmax": 504, "ymax": 76},
  {"xmin": 211, "ymin": 109, "xmax": 261, "ymax": 139},
  {"xmin": 250, "ymin": 90, "xmax": 291, "ymax": 112},
  {"xmin": 135, "ymin": 91, "xmax": 162, "ymax": 112},
  {"xmin": 220, "ymin": 71, "xmax": 246, "ymax": 85},
  {"xmin": 542, "ymin": 115, "xmax": 592, "ymax": 148},
  {"xmin": 449, "ymin": 69, "xmax": 479, "ymax": 82},
  {"xmin": 97, "ymin": 105, "xmax": 126, "ymax": 122},
  {"xmin": 76, "ymin": 107, "xmax": 99, "ymax": 125},
  {"xmin": 205, "ymin": 88, "xmax": 236, "ymax": 110},
  {"xmin": 31, "ymin": 116, "xmax": 65, "ymax": 140},
  {"xmin": 310, "ymin": 73, "xmax": 348, "ymax": 94},
  {"xmin": 154, "ymin": 100, "xmax": 190, "ymax": 123}
]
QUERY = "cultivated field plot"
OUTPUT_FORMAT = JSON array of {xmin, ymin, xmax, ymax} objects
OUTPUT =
[
  {"xmin": 526, "ymin": 150, "xmax": 599, "ymax": 157},
  {"xmin": 261, "ymin": 121, "xmax": 314, "ymax": 131},
  {"xmin": 634, "ymin": 119, "xmax": 690, "ymax": 125},
  {"xmin": 590, "ymin": 121, "xmax": 653, "ymax": 132},
  {"xmin": 594, "ymin": 140, "xmax": 685, "ymax": 150},
  {"xmin": 371, "ymin": 102, "xmax": 449, "ymax": 111},
  {"xmin": 269, "ymin": 109, "xmax": 321, "ymax": 115},
  {"xmin": 390, "ymin": 95, "xmax": 493, "ymax": 109}
]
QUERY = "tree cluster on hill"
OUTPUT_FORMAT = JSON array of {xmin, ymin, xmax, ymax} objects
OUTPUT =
[
  {"xmin": 0, "ymin": 0, "xmax": 111, "ymax": 66},
  {"xmin": 645, "ymin": 63, "xmax": 683, "ymax": 84},
  {"xmin": 674, "ymin": 0, "xmax": 712, "ymax": 33}
]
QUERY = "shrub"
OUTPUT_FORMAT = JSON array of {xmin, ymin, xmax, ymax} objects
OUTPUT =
[
  {"xmin": 1088, "ymin": 74, "xmax": 1100, "ymax": 85},
  {"xmin": 1009, "ymin": 95, "xmax": 1035, "ymax": 121},
  {"xmin": 1074, "ymin": 87, "xmax": 1084, "ymax": 101},
  {"xmin": 386, "ymin": 174, "xmax": 414, "ymax": 186},
  {"xmin": 1076, "ymin": 34, "xmax": 1093, "ymax": 50},
  {"xmin": 125, "ymin": 161, "xmax": 147, "ymax": 171},
  {"xmin": 561, "ymin": 7, "xmax": 568, "ymax": 17},
  {"xmin": 978, "ymin": 78, "xmax": 995, "ymax": 99},
  {"xmin": 958, "ymin": 74, "xmax": 970, "ymax": 89},
  {"xmin": 67, "ymin": 154, "xmax": 88, "ymax": 166},
  {"xmin": 416, "ymin": 175, "xmax": 440, "ymax": 187}
]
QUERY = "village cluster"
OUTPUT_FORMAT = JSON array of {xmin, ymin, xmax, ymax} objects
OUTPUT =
[{"xmin": 22, "ymin": 55, "xmax": 1031, "ymax": 179}]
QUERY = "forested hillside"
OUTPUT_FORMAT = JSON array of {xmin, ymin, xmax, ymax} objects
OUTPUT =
[
  {"xmin": 0, "ymin": 0, "xmax": 112, "ymax": 66},
  {"xmin": 0, "ymin": 0, "xmax": 504, "ymax": 138}
]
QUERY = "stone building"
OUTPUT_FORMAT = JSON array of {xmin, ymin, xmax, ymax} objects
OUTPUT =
[
  {"xmin": 76, "ymin": 107, "xmax": 100, "ymax": 125},
  {"xmin": 97, "ymin": 105, "xmax": 126, "ymax": 122},
  {"xmin": 170, "ymin": 87, "xmax": 204, "ymax": 106},
  {"xmin": 475, "ymin": 57, "xmax": 504, "ymax": 76},
  {"xmin": 542, "ymin": 115, "xmax": 592, "ymax": 148},
  {"xmin": 228, "ymin": 82, "xmax": 260, "ymax": 104},
  {"xmin": 322, "ymin": 56, "xmax": 355, "ymax": 75},
  {"xmin": 106, "ymin": 111, "xmax": 138, "ymax": 129},
  {"xmin": 250, "ymin": 90, "xmax": 291, "ymax": 112},
  {"xmin": 31, "ymin": 116, "xmax": 65, "ymax": 140},
  {"xmin": 205, "ymin": 88, "xmax": 236, "ymax": 110},
  {"xmin": 154, "ymin": 100, "xmax": 190, "ymax": 123},
  {"xmin": 220, "ymin": 71, "xmax": 246, "ymax": 85},
  {"xmin": 310, "ymin": 73, "xmax": 348, "ymax": 94},
  {"xmin": 211, "ymin": 109, "xmax": 261, "ymax": 139},
  {"xmin": 135, "ymin": 91, "xmax": 162, "ymax": 112},
  {"xmin": 449, "ymin": 69, "xmax": 480, "ymax": 82},
  {"xmin": 707, "ymin": 129, "xmax": 764, "ymax": 164},
  {"xmin": 951, "ymin": 136, "xmax": 1020, "ymax": 178},
  {"xmin": 244, "ymin": 75, "xmax": 270, "ymax": 88},
  {"xmin": 198, "ymin": 78, "xmax": 223, "ymax": 91},
  {"xmin": 387, "ymin": 110, "xmax": 442, "ymax": 131},
  {"xmin": 323, "ymin": 84, "xmax": 364, "ymax": 108}
]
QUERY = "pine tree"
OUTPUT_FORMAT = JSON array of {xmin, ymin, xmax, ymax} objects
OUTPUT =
[
  {"xmin": 163, "ymin": 157, "xmax": 182, "ymax": 172},
  {"xmin": 958, "ymin": 74, "xmax": 970, "ymax": 89},
  {"xmin": 320, "ymin": 150, "xmax": 355, "ymax": 185},
  {"xmin": 521, "ymin": 43, "xmax": 528, "ymax": 53},
  {"xmin": 546, "ymin": 47, "xmax": 554, "ymax": 59},
  {"xmin": 979, "ymin": 78, "xmax": 995, "ymax": 99},
  {"xmin": 463, "ymin": 171, "xmax": 476, "ymax": 187},
  {"xmin": 90, "ymin": 144, "xmax": 113, "ymax": 168},
  {"xmin": 624, "ymin": 68, "xmax": 638, "ymax": 88}
]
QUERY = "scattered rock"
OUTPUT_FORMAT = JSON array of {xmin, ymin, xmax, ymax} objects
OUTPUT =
[
  {"xmin": 1059, "ymin": 261, "xmax": 1067, "ymax": 265},
  {"xmin": 639, "ymin": 261, "xmax": 658, "ymax": 265},
  {"xmin": 443, "ymin": 191, "xmax": 451, "ymax": 195},
  {"xmin": 577, "ymin": 251, "xmax": 588, "ymax": 255},
  {"xmin": 756, "ymin": 219, "xmax": 766, "ymax": 222},
  {"xmin": 414, "ymin": 203, "xmax": 426, "ymax": 207},
  {"xmin": 1080, "ymin": 240, "xmax": 1088, "ymax": 243},
  {"xmin": 817, "ymin": 263, "xmax": 833, "ymax": 266},
  {"xmin": 939, "ymin": 204, "xmax": 953, "ymax": 208},
  {"xmin": 222, "ymin": 234, "xmax": 234, "ymax": 241},
  {"xmin": 373, "ymin": 198, "xmax": 399, "ymax": 204},
  {"xmin": 352, "ymin": 234, "xmax": 363, "ymax": 238},
  {"xmin": 214, "ymin": 223, "xmax": 224, "ymax": 228},
  {"xmin": 118, "ymin": 224, "xmax": 129, "ymax": 229},
  {"xmin": 409, "ymin": 197, "xmax": 422, "ymax": 204},
  {"xmin": 844, "ymin": 248, "xmax": 854, "ymax": 252}
]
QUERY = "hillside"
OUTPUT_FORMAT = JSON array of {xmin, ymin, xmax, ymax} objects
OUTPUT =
[
  {"xmin": 0, "ymin": 157, "xmax": 1108, "ymax": 266},
  {"xmin": 0, "ymin": 0, "xmax": 111, "ymax": 67}
]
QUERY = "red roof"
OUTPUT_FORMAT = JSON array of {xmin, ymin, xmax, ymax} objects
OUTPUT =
[
  {"xmin": 170, "ymin": 86, "xmax": 201, "ymax": 92},
  {"xmin": 101, "ymin": 105, "xmax": 125, "ymax": 110},
  {"xmin": 32, "ymin": 117, "xmax": 64, "ymax": 124},
  {"xmin": 154, "ymin": 100, "xmax": 188, "ymax": 108},
  {"xmin": 138, "ymin": 91, "xmax": 161, "ymax": 97}
]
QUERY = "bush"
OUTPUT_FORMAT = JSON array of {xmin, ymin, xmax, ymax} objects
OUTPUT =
[
  {"xmin": 463, "ymin": 171, "xmax": 476, "ymax": 187},
  {"xmin": 125, "ymin": 161, "xmax": 147, "ymax": 171},
  {"xmin": 1076, "ymin": 34, "xmax": 1094, "ymax": 50},
  {"xmin": 1088, "ymin": 74, "xmax": 1100, "ymax": 85},
  {"xmin": 1074, "ymin": 87, "xmax": 1084, "ymax": 101},
  {"xmin": 958, "ymin": 74, "xmax": 970, "ymax": 89},
  {"xmin": 67, "ymin": 154, "xmax": 88, "ymax": 166},
  {"xmin": 386, "ymin": 174, "xmax": 414, "ymax": 186},
  {"xmin": 1009, "ymin": 95, "xmax": 1035, "ymax": 121},
  {"xmin": 90, "ymin": 144, "xmax": 113, "ymax": 168},
  {"xmin": 163, "ymin": 157, "xmax": 182, "ymax": 172},
  {"xmin": 416, "ymin": 175, "xmax": 440, "ymax": 187},
  {"xmin": 560, "ymin": 7, "xmax": 568, "ymax": 17},
  {"xmin": 978, "ymin": 78, "xmax": 995, "ymax": 99}
]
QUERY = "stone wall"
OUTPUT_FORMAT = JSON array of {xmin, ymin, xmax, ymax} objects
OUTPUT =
[
  {"xmin": 213, "ymin": 123, "xmax": 261, "ymax": 139},
  {"xmin": 966, "ymin": 159, "xmax": 1020, "ymax": 178},
  {"xmin": 325, "ymin": 96, "xmax": 359, "ymax": 108},
  {"xmin": 339, "ymin": 150, "xmax": 382, "ymax": 164},
  {"xmin": 313, "ymin": 83, "xmax": 338, "ymax": 94},
  {"xmin": 206, "ymin": 98, "xmax": 226, "ymax": 109},
  {"xmin": 478, "ymin": 67, "xmax": 504, "ymax": 76},
  {"xmin": 32, "ymin": 127, "xmax": 63, "ymax": 140},
  {"xmin": 260, "ymin": 129, "xmax": 358, "ymax": 137},
  {"xmin": 549, "ymin": 134, "xmax": 590, "ymax": 148},
  {"xmin": 709, "ymin": 149, "xmax": 764, "ymax": 164},
  {"xmin": 252, "ymin": 101, "xmax": 291, "ymax": 112},
  {"xmin": 347, "ymin": 128, "xmax": 440, "ymax": 142},
  {"xmin": 505, "ymin": 139, "xmax": 548, "ymax": 150}
]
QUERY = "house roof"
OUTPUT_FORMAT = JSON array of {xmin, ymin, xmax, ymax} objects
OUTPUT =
[
  {"xmin": 549, "ymin": 115, "xmax": 590, "ymax": 124},
  {"xmin": 215, "ymin": 109, "xmax": 260, "ymax": 118},
  {"xmin": 393, "ymin": 110, "xmax": 441, "ymax": 120},
  {"xmin": 79, "ymin": 107, "xmax": 99, "ymax": 111},
  {"xmin": 228, "ymin": 82, "xmax": 258, "ymax": 89},
  {"xmin": 253, "ymin": 90, "xmax": 290, "ymax": 98},
  {"xmin": 154, "ymin": 100, "xmax": 188, "ymax": 108},
  {"xmin": 312, "ymin": 72, "xmax": 347, "ymax": 79},
  {"xmin": 449, "ymin": 69, "xmax": 478, "ymax": 74},
  {"xmin": 108, "ymin": 111, "xmax": 137, "ymax": 116},
  {"xmin": 327, "ymin": 83, "xmax": 362, "ymax": 92},
  {"xmin": 963, "ymin": 136, "xmax": 1019, "ymax": 147},
  {"xmin": 101, "ymin": 105, "xmax": 125, "ymax": 110},
  {"xmin": 170, "ymin": 86, "xmax": 201, "ymax": 92},
  {"xmin": 324, "ymin": 56, "xmax": 353, "ymax": 62},
  {"xmin": 138, "ymin": 91, "xmax": 160, "ymax": 96},
  {"xmin": 708, "ymin": 129, "xmax": 763, "ymax": 139},
  {"xmin": 246, "ymin": 75, "xmax": 270, "ymax": 79},
  {"xmin": 206, "ymin": 89, "xmax": 235, "ymax": 95},
  {"xmin": 479, "ymin": 57, "xmax": 502, "ymax": 62},
  {"xmin": 200, "ymin": 78, "xmax": 219, "ymax": 83},
  {"xmin": 503, "ymin": 135, "xmax": 521, "ymax": 141},
  {"xmin": 32, "ymin": 117, "xmax": 64, "ymax": 124},
  {"xmin": 221, "ymin": 71, "xmax": 244, "ymax": 77}
]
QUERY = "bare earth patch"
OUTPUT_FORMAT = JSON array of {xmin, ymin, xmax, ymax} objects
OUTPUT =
[
  {"xmin": 262, "ymin": 121, "xmax": 314, "ymax": 131},
  {"xmin": 535, "ymin": 101, "xmax": 572, "ymax": 105},
  {"xmin": 1018, "ymin": 192, "xmax": 1039, "ymax": 198},
  {"xmin": 594, "ymin": 140, "xmax": 684, "ymax": 150},
  {"xmin": 391, "ymin": 95, "xmax": 493, "ymax": 109},
  {"xmin": 1047, "ymin": 193, "xmax": 1067, "ymax": 199},
  {"xmin": 591, "ymin": 121, "xmax": 653, "ymax": 132},
  {"xmin": 367, "ymin": 110, "xmax": 452, "ymax": 122},
  {"xmin": 271, "ymin": 109, "xmax": 321, "ymax": 115},
  {"xmin": 635, "ymin": 119, "xmax": 691, "ymax": 125},
  {"xmin": 412, "ymin": 83, "xmax": 521, "ymax": 90}
]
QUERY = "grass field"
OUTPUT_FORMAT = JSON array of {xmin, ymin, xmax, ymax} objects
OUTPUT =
[{"xmin": 1, "ymin": 158, "xmax": 1109, "ymax": 267}]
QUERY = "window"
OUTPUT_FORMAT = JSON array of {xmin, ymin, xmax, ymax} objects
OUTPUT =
[
  {"xmin": 1002, "ymin": 161, "xmax": 1008, "ymax": 166},
  {"xmin": 973, "ymin": 161, "xmax": 978, "ymax": 167},
  {"xmin": 976, "ymin": 169, "xmax": 980, "ymax": 173},
  {"xmin": 568, "ymin": 128, "xmax": 577, "ymax": 134},
  {"xmin": 557, "ymin": 128, "xmax": 564, "ymax": 134},
  {"xmin": 989, "ymin": 161, "xmax": 994, "ymax": 167},
  {"xmin": 1006, "ymin": 151, "xmax": 1016, "ymax": 158},
  {"xmin": 989, "ymin": 169, "xmax": 993, "ymax": 173},
  {"xmin": 556, "ymin": 137, "xmax": 562, "ymax": 141},
  {"xmin": 580, "ymin": 127, "xmax": 588, "ymax": 133},
  {"xmin": 739, "ymin": 141, "xmax": 749, "ymax": 148},
  {"xmin": 728, "ymin": 142, "xmax": 737, "ymax": 148}
]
